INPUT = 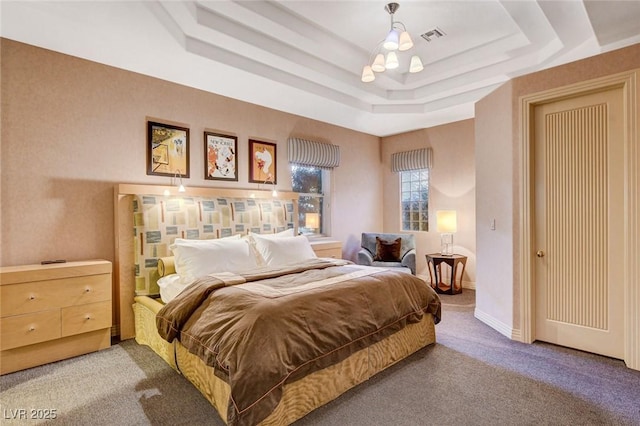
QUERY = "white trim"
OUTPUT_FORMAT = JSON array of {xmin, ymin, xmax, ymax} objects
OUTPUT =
[
  {"xmin": 475, "ymin": 308, "xmax": 514, "ymax": 340},
  {"xmin": 462, "ymin": 280, "xmax": 476, "ymax": 290}
]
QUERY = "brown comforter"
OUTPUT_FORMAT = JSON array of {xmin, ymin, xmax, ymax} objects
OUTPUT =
[{"xmin": 156, "ymin": 258, "xmax": 441, "ymax": 426}]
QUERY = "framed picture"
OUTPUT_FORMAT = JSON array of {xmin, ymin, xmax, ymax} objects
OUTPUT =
[
  {"xmin": 147, "ymin": 121, "xmax": 190, "ymax": 177},
  {"xmin": 249, "ymin": 139, "xmax": 277, "ymax": 184},
  {"xmin": 205, "ymin": 131, "xmax": 238, "ymax": 181}
]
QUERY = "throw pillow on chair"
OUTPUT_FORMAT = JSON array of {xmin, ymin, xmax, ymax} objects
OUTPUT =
[{"xmin": 374, "ymin": 237, "xmax": 402, "ymax": 262}]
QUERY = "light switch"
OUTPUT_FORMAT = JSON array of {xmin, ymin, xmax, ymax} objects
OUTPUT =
[{"xmin": 490, "ymin": 219, "xmax": 496, "ymax": 230}]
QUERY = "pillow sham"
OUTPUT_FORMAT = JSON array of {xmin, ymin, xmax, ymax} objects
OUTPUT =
[
  {"xmin": 373, "ymin": 236, "xmax": 402, "ymax": 262},
  {"xmin": 250, "ymin": 234, "xmax": 317, "ymax": 267},
  {"xmin": 170, "ymin": 237, "xmax": 257, "ymax": 279},
  {"xmin": 247, "ymin": 228, "xmax": 296, "ymax": 265},
  {"xmin": 157, "ymin": 274, "xmax": 195, "ymax": 303},
  {"xmin": 248, "ymin": 228, "xmax": 295, "ymax": 239}
]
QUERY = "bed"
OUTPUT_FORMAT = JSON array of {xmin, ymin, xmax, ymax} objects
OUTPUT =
[{"xmin": 114, "ymin": 184, "xmax": 441, "ymax": 426}]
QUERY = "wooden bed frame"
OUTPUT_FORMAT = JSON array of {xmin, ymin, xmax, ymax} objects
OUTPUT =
[{"xmin": 114, "ymin": 183, "xmax": 437, "ymax": 424}]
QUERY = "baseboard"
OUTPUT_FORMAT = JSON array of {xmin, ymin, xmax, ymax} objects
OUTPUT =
[
  {"xmin": 510, "ymin": 328, "xmax": 522, "ymax": 342},
  {"xmin": 474, "ymin": 308, "xmax": 514, "ymax": 340}
]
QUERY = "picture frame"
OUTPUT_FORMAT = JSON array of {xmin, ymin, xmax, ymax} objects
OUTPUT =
[
  {"xmin": 249, "ymin": 139, "xmax": 277, "ymax": 184},
  {"xmin": 204, "ymin": 131, "xmax": 238, "ymax": 181},
  {"xmin": 147, "ymin": 121, "xmax": 190, "ymax": 177}
]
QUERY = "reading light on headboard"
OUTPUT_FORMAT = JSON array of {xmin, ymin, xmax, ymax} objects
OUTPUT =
[
  {"xmin": 267, "ymin": 178, "xmax": 277, "ymax": 197},
  {"xmin": 176, "ymin": 170, "xmax": 186, "ymax": 193},
  {"xmin": 163, "ymin": 170, "xmax": 186, "ymax": 196},
  {"xmin": 258, "ymin": 177, "xmax": 277, "ymax": 197}
]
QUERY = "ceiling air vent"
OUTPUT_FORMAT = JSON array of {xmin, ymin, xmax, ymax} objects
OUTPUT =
[{"xmin": 420, "ymin": 27, "xmax": 445, "ymax": 42}]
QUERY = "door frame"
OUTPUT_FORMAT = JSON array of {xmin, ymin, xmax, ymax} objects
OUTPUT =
[{"xmin": 519, "ymin": 70, "xmax": 639, "ymax": 370}]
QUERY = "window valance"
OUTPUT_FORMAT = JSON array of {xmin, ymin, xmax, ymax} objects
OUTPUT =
[
  {"xmin": 391, "ymin": 148, "xmax": 433, "ymax": 172},
  {"xmin": 288, "ymin": 138, "xmax": 340, "ymax": 169}
]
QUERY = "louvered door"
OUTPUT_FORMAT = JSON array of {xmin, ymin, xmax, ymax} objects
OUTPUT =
[{"xmin": 533, "ymin": 87, "xmax": 624, "ymax": 359}]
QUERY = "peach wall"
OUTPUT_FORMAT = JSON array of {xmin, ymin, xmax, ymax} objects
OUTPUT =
[
  {"xmin": 475, "ymin": 43, "xmax": 640, "ymax": 336},
  {"xmin": 475, "ymin": 81, "xmax": 514, "ymax": 333},
  {"xmin": 0, "ymin": 39, "xmax": 381, "ymax": 267},
  {"xmin": 380, "ymin": 120, "xmax": 476, "ymax": 283}
]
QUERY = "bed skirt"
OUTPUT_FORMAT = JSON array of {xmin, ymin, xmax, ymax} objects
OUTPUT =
[{"xmin": 133, "ymin": 295, "xmax": 436, "ymax": 425}]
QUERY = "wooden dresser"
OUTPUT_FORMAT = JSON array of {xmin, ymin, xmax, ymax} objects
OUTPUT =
[
  {"xmin": 310, "ymin": 239, "xmax": 343, "ymax": 259},
  {"xmin": 0, "ymin": 260, "xmax": 112, "ymax": 374}
]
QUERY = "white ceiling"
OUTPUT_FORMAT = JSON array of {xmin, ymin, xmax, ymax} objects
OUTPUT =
[{"xmin": 2, "ymin": 0, "xmax": 640, "ymax": 136}]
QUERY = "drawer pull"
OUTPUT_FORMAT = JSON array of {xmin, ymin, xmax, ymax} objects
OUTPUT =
[
  {"xmin": 85, "ymin": 288, "xmax": 91, "ymax": 293},
  {"xmin": 85, "ymin": 315, "xmax": 92, "ymax": 321},
  {"xmin": 28, "ymin": 326, "xmax": 36, "ymax": 332},
  {"xmin": 29, "ymin": 295, "xmax": 36, "ymax": 300}
]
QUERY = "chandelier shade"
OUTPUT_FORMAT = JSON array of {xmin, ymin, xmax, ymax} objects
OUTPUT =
[
  {"xmin": 361, "ymin": 65, "xmax": 375, "ymax": 82},
  {"xmin": 398, "ymin": 31, "xmax": 413, "ymax": 51},
  {"xmin": 385, "ymin": 51, "xmax": 399, "ymax": 69},
  {"xmin": 372, "ymin": 54, "xmax": 386, "ymax": 72},
  {"xmin": 409, "ymin": 55, "xmax": 424, "ymax": 73},
  {"xmin": 361, "ymin": 3, "xmax": 424, "ymax": 83},
  {"xmin": 383, "ymin": 29, "xmax": 399, "ymax": 50}
]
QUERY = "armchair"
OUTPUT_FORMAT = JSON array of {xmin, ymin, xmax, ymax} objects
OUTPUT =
[{"xmin": 357, "ymin": 232, "xmax": 416, "ymax": 275}]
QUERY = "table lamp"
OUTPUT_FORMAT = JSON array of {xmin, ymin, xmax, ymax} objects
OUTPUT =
[
  {"xmin": 436, "ymin": 210, "xmax": 457, "ymax": 256},
  {"xmin": 305, "ymin": 212, "xmax": 320, "ymax": 232}
]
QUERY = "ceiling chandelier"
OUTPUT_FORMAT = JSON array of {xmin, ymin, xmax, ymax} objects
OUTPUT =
[{"xmin": 361, "ymin": 2, "xmax": 423, "ymax": 83}]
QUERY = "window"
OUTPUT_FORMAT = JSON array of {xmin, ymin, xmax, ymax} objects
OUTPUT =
[
  {"xmin": 291, "ymin": 164, "xmax": 329, "ymax": 235},
  {"xmin": 400, "ymin": 169, "xmax": 429, "ymax": 231}
]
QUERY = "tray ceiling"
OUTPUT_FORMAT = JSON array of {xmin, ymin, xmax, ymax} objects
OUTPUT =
[{"xmin": 2, "ymin": 1, "xmax": 639, "ymax": 136}]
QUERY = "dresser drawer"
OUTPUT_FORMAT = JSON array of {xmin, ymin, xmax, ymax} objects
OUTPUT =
[
  {"xmin": 1, "ymin": 274, "xmax": 111, "ymax": 317},
  {"xmin": 313, "ymin": 247, "xmax": 342, "ymax": 258},
  {"xmin": 61, "ymin": 300, "xmax": 112, "ymax": 337},
  {"xmin": 310, "ymin": 240, "xmax": 343, "ymax": 259},
  {"xmin": 0, "ymin": 310, "xmax": 61, "ymax": 350}
]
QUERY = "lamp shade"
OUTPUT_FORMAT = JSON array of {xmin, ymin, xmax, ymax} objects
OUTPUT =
[
  {"xmin": 409, "ymin": 55, "xmax": 424, "ymax": 73},
  {"xmin": 383, "ymin": 29, "xmax": 399, "ymax": 50},
  {"xmin": 371, "ymin": 53, "xmax": 386, "ymax": 72},
  {"xmin": 385, "ymin": 51, "xmax": 399, "ymax": 69},
  {"xmin": 436, "ymin": 210, "xmax": 457, "ymax": 233},
  {"xmin": 398, "ymin": 31, "xmax": 414, "ymax": 51},
  {"xmin": 361, "ymin": 65, "xmax": 375, "ymax": 82},
  {"xmin": 305, "ymin": 212, "xmax": 320, "ymax": 229}
]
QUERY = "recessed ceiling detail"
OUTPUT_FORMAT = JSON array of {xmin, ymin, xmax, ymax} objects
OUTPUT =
[{"xmin": 1, "ymin": 1, "xmax": 639, "ymax": 136}]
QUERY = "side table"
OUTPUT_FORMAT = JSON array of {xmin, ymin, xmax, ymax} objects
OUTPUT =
[{"xmin": 425, "ymin": 253, "xmax": 467, "ymax": 295}]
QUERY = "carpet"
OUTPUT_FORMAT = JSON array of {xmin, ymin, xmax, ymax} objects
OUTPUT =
[
  {"xmin": 436, "ymin": 287, "xmax": 476, "ymax": 307},
  {"xmin": 1, "ymin": 294, "xmax": 639, "ymax": 425}
]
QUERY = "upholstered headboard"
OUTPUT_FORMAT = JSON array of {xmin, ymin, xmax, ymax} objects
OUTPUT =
[
  {"xmin": 132, "ymin": 194, "xmax": 295, "ymax": 296},
  {"xmin": 115, "ymin": 184, "xmax": 299, "ymax": 339}
]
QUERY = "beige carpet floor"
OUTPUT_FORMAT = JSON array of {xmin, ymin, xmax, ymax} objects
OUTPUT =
[{"xmin": 2, "ymin": 288, "xmax": 640, "ymax": 425}]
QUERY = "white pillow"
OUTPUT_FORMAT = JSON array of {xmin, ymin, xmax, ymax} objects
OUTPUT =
[
  {"xmin": 250, "ymin": 234, "xmax": 317, "ymax": 267},
  {"xmin": 248, "ymin": 228, "xmax": 295, "ymax": 239},
  {"xmin": 170, "ymin": 238, "xmax": 258, "ymax": 279},
  {"xmin": 246, "ymin": 228, "xmax": 296, "ymax": 265},
  {"xmin": 157, "ymin": 274, "xmax": 194, "ymax": 303}
]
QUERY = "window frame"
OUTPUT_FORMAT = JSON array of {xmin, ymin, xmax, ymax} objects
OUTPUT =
[
  {"xmin": 291, "ymin": 165, "xmax": 331, "ymax": 237},
  {"xmin": 399, "ymin": 168, "xmax": 430, "ymax": 232}
]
